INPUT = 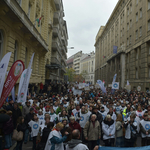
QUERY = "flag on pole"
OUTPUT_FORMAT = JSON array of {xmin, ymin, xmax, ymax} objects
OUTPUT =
[
  {"xmin": 0, "ymin": 52, "xmax": 12, "ymax": 98},
  {"xmin": 97, "ymin": 80, "xmax": 107, "ymax": 94},
  {"xmin": 36, "ymin": 16, "xmax": 43, "ymax": 27},
  {"xmin": 18, "ymin": 53, "xmax": 34, "ymax": 103},
  {"xmin": 127, "ymin": 80, "xmax": 130, "ymax": 85},
  {"xmin": 0, "ymin": 60, "xmax": 24, "ymax": 108}
]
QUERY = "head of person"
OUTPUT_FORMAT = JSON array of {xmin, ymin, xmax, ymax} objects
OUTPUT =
[
  {"xmin": 76, "ymin": 105, "xmax": 80, "ymax": 110},
  {"xmin": 30, "ymin": 108, "xmax": 34, "ymax": 114},
  {"xmin": 62, "ymin": 119, "xmax": 67, "ymax": 126},
  {"xmin": 6, "ymin": 110, "xmax": 12, "ymax": 116},
  {"xmin": 101, "ymin": 106, "xmax": 105, "ymax": 112},
  {"xmin": 91, "ymin": 114, "xmax": 97, "ymax": 122},
  {"xmin": 33, "ymin": 113, "xmax": 38, "ymax": 121},
  {"xmin": 17, "ymin": 116, "xmax": 24, "ymax": 124},
  {"xmin": 13, "ymin": 102, "xmax": 18, "ymax": 110},
  {"xmin": 45, "ymin": 113, "xmax": 50, "ymax": 120},
  {"xmin": 51, "ymin": 109, "xmax": 54, "ymax": 114},
  {"xmin": 109, "ymin": 106, "xmax": 113, "ymax": 113},
  {"xmin": 70, "ymin": 116, "xmax": 75, "ymax": 124},
  {"xmin": 61, "ymin": 110, "xmax": 67, "ymax": 116},
  {"xmin": 93, "ymin": 106, "xmax": 98, "ymax": 113},
  {"xmin": 46, "ymin": 106, "xmax": 50, "ymax": 112},
  {"xmin": 81, "ymin": 106, "xmax": 85, "ymax": 113},
  {"xmin": 106, "ymin": 115, "xmax": 112, "ymax": 122},
  {"xmin": 9, "ymin": 99, "xmax": 14, "ymax": 105},
  {"xmin": 127, "ymin": 104, "xmax": 130, "ymax": 110},
  {"xmin": 26, "ymin": 101, "xmax": 30, "ymax": 107},
  {"xmin": 143, "ymin": 111, "xmax": 148, "ymax": 121},
  {"xmin": 54, "ymin": 101, "xmax": 58, "ymax": 106},
  {"xmin": 39, "ymin": 103, "xmax": 43, "ymax": 109},
  {"xmin": 72, "ymin": 129, "xmax": 80, "ymax": 139},
  {"xmin": 56, "ymin": 122, "xmax": 64, "ymax": 131},
  {"xmin": 45, "ymin": 117, "xmax": 50, "ymax": 124},
  {"xmin": 47, "ymin": 122, "xmax": 54, "ymax": 130},
  {"xmin": 130, "ymin": 113, "xmax": 136, "ymax": 122},
  {"xmin": 38, "ymin": 109, "xmax": 43, "ymax": 115},
  {"xmin": 137, "ymin": 105, "xmax": 142, "ymax": 111},
  {"xmin": 116, "ymin": 114, "xmax": 123, "ymax": 122}
]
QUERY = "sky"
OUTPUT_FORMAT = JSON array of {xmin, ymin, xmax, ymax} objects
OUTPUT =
[{"xmin": 63, "ymin": 0, "xmax": 119, "ymax": 58}]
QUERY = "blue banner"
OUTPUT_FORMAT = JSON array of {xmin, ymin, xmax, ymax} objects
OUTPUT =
[
  {"xmin": 113, "ymin": 46, "xmax": 118, "ymax": 54},
  {"xmin": 99, "ymin": 146, "xmax": 150, "ymax": 150}
]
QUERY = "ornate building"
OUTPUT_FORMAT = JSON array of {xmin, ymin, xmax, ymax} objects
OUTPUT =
[
  {"xmin": 0, "ymin": 0, "xmax": 60, "ymax": 92},
  {"xmin": 95, "ymin": 0, "xmax": 150, "ymax": 91}
]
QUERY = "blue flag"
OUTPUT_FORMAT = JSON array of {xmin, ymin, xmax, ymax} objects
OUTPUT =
[{"xmin": 113, "ymin": 46, "xmax": 118, "ymax": 54}]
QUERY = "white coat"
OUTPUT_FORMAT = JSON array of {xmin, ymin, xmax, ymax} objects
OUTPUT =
[
  {"xmin": 102, "ymin": 121, "xmax": 115, "ymax": 140},
  {"xmin": 44, "ymin": 130, "xmax": 64, "ymax": 150}
]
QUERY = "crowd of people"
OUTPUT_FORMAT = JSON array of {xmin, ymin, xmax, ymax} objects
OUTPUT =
[{"xmin": 0, "ymin": 82, "xmax": 150, "ymax": 150}]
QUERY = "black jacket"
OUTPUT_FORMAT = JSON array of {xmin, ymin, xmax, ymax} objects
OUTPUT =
[
  {"xmin": 41, "ymin": 127, "xmax": 51, "ymax": 144},
  {"xmin": 24, "ymin": 113, "xmax": 34, "ymax": 128},
  {"xmin": 12, "ymin": 108, "xmax": 22, "ymax": 128}
]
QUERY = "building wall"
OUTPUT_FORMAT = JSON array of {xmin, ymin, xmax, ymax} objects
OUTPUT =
[
  {"xmin": 0, "ymin": 0, "xmax": 56, "ymax": 93},
  {"xmin": 95, "ymin": 0, "xmax": 150, "ymax": 91}
]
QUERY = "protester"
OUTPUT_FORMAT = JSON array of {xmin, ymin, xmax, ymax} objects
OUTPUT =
[
  {"xmin": 84, "ymin": 114, "xmax": 101, "ymax": 150},
  {"xmin": 44, "ymin": 122, "xmax": 69, "ymax": 150},
  {"xmin": 66, "ymin": 129, "xmax": 89, "ymax": 150},
  {"xmin": 69, "ymin": 116, "xmax": 81, "ymax": 133},
  {"xmin": 22, "ymin": 101, "xmax": 31, "ymax": 117}
]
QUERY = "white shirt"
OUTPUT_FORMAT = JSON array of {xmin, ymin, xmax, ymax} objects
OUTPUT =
[{"xmin": 28, "ymin": 120, "xmax": 40, "ymax": 137}]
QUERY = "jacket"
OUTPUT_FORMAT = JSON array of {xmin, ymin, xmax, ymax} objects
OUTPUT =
[
  {"xmin": 3, "ymin": 116, "xmax": 14, "ymax": 135},
  {"xmin": 17, "ymin": 123, "xmax": 26, "ymax": 134},
  {"xmin": 84, "ymin": 120, "xmax": 101, "ymax": 141},
  {"xmin": 115, "ymin": 121, "xmax": 123, "ymax": 137},
  {"xmin": 22, "ymin": 105, "xmax": 31, "ymax": 117},
  {"xmin": 25, "ymin": 112, "xmax": 34, "ymax": 128},
  {"xmin": 41, "ymin": 127, "xmax": 51, "ymax": 144},
  {"xmin": 102, "ymin": 119, "xmax": 115, "ymax": 140},
  {"xmin": 69, "ymin": 121, "xmax": 81, "ymax": 133},
  {"xmin": 90, "ymin": 112, "xmax": 103, "ymax": 124},
  {"xmin": 66, "ymin": 139, "xmax": 88, "ymax": 150}
]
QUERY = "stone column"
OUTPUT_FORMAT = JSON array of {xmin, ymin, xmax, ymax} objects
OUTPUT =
[{"xmin": 121, "ymin": 53, "xmax": 126, "ymax": 88}]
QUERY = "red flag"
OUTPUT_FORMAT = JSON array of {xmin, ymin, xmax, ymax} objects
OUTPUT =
[{"xmin": 0, "ymin": 60, "xmax": 25, "ymax": 108}]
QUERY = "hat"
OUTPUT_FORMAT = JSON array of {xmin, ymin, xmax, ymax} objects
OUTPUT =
[{"xmin": 30, "ymin": 108, "xmax": 34, "ymax": 111}]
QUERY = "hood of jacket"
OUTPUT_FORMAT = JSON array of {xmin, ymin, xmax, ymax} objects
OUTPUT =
[
  {"xmin": 104, "ymin": 119, "xmax": 114, "ymax": 126},
  {"xmin": 67, "ymin": 139, "xmax": 82, "ymax": 148}
]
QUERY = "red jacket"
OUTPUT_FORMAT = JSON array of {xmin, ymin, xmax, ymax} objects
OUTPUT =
[
  {"xmin": 40, "ymin": 83, "xmax": 43, "ymax": 90},
  {"xmin": 69, "ymin": 121, "xmax": 81, "ymax": 133}
]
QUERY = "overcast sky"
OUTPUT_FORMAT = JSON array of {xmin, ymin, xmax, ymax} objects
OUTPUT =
[{"xmin": 63, "ymin": 0, "xmax": 118, "ymax": 58}]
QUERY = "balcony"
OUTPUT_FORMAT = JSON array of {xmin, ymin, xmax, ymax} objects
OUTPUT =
[
  {"xmin": 53, "ymin": 27, "xmax": 59, "ymax": 37},
  {"xmin": 61, "ymin": 65, "xmax": 66, "ymax": 73},
  {"xmin": 54, "ymin": 0, "xmax": 61, "ymax": 11},
  {"xmin": 46, "ymin": 57, "xmax": 60, "ymax": 69},
  {"xmin": 52, "ymin": 41, "xmax": 59, "ymax": 51},
  {"xmin": 53, "ymin": 12, "xmax": 59, "ymax": 24}
]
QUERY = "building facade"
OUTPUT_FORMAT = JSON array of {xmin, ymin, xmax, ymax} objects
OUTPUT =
[
  {"xmin": 46, "ymin": 0, "xmax": 68, "ymax": 82},
  {"xmin": 0, "ymin": 0, "xmax": 62, "ymax": 93},
  {"xmin": 95, "ymin": 0, "xmax": 150, "ymax": 91},
  {"xmin": 80, "ymin": 52, "xmax": 95, "ymax": 84}
]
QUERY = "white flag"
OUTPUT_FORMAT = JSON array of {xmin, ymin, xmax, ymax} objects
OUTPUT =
[
  {"xmin": 127, "ymin": 80, "xmax": 130, "ymax": 85},
  {"xmin": 18, "ymin": 53, "xmax": 34, "ymax": 103},
  {"xmin": 113, "ymin": 74, "xmax": 117, "ymax": 83},
  {"xmin": 0, "ymin": 52, "xmax": 11, "ymax": 98}
]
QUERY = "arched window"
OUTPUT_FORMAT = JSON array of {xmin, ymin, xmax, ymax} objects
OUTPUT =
[
  {"xmin": 14, "ymin": 41, "xmax": 18, "ymax": 62},
  {"xmin": 0, "ymin": 30, "xmax": 3, "ymax": 61},
  {"xmin": 25, "ymin": 48, "xmax": 28, "ymax": 68}
]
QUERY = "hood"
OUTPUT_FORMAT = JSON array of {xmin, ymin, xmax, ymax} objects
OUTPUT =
[{"xmin": 67, "ymin": 139, "xmax": 82, "ymax": 148}]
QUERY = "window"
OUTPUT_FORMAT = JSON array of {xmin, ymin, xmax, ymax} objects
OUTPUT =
[
  {"xmin": 130, "ymin": 4, "xmax": 132, "ymax": 12},
  {"xmin": 0, "ymin": 30, "xmax": 3, "ymax": 61},
  {"xmin": 127, "ymin": 38, "xmax": 129, "ymax": 46},
  {"xmin": 127, "ymin": 23, "xmax": 129, "ymax": 30},
  {"xmin": 14, "ymin": 41, "xmax": 18, "ymax": 62},
  {"xmin": 130, "ymin": 35, "xmax": 132, "ymax": 44},
  {"xmin": 139, "ymin": 27, "xmax": 142, "ymax": 36},
  {"xmin": 127, "ymin": 7, "xmax": 129, "ymax": 15},
  {"xmin": 149, "ymin": 67, "xmax": 150, "ymax": 78},
  {"xmin": 148, "ymin": 0, "xmax": 150, "ymax": 10},
  {"xmin": 25, "ymin": 48, "xmax": 28, "ymax": 68},
  {"xmin": 140, "ymin": 8, "xmax": 142, "ymax": 18},
  {"xmin": 130, "ymin": 20, "xmax": 132, "ymax": 28},
  {"xmin": 136, "ymin": 30, "xmax": 138, "ymax": 39},
  {"xmin": 136, "ymin": 68, "xmax": 138, "ymax": 79},
  {"xmin": 27, "ymin": 3, "xmax": 31, "ymax": 18},
  {"xmin": 91, "ymin": 76, "xmax": 93, "ymax": 79},
  {"xmin": 148, "ymin": 20, "xmax": 150, "ymax": 31},
  {"xmin": 136, "ymin": 13, "xmax": 138, "ymax": 22}
]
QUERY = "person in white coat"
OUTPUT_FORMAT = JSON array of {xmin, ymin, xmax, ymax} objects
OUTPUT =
[
  {"xmin": 102, "ymin": 114, "xmax": 115, "ymax": 146},
  {"xmin": 66, "ymin": 129, "xmax": 88, "ymax": 150},
  {"xmin": 123, "ymin": 113, "xmax": 137, "ymax": 147},
  {"xmin": 44, "ymin": 122, "xmax": 69, "ymax": 150}
]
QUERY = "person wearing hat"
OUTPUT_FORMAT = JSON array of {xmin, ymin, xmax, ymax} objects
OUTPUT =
[
  {"xmin": 140, "ymin": 111, "xmax": 150, "ymax": 146},
  {"xmin": 102, "ymin": 114, "xmax": 115, "ymax": 146},
  {"xmin": 24, "ymin": 108, "xmax": 34, "ymax": 144}
]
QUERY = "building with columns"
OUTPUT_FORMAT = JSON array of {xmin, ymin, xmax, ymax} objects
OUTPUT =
[
  {"xmin": 0, "ymin": 0, "xmax": 67, "ymax": 93},
  {"xmin": 95, "ymin": 0, "xmax": 150, "ymax": 91}
]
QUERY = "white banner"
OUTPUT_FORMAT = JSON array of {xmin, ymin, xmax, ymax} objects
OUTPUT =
[
  {"xmin": 97, "ymin": 80, "xmax": 107, "ymax": 93},
  {"xmin": 73, "ymin": 89, "xmax": 82, "ymax": 96},
  {"xmin": 0, "ymin": 52, "xmax": 11, "ymax": 98},
  {"xmin": 112, "ymin": 82, "xmax": 119, "ymax": 89},
  {"xmin": 18, "ymin": 53, "xmax": 34, "ymax": 103}
]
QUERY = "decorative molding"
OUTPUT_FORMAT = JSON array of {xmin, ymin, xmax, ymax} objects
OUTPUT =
[{"xmin": 29, "ymin": 0, "xmax": 35, "ymax": 6}]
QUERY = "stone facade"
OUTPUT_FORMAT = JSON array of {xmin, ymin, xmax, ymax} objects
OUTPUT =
[
  {"xmin": 0, "ymin": 0, "xmax": 56, "ymax": 92},
  {"xmin": 95, "ymin": 0, "xmax": 150, "ymax": 91}
]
